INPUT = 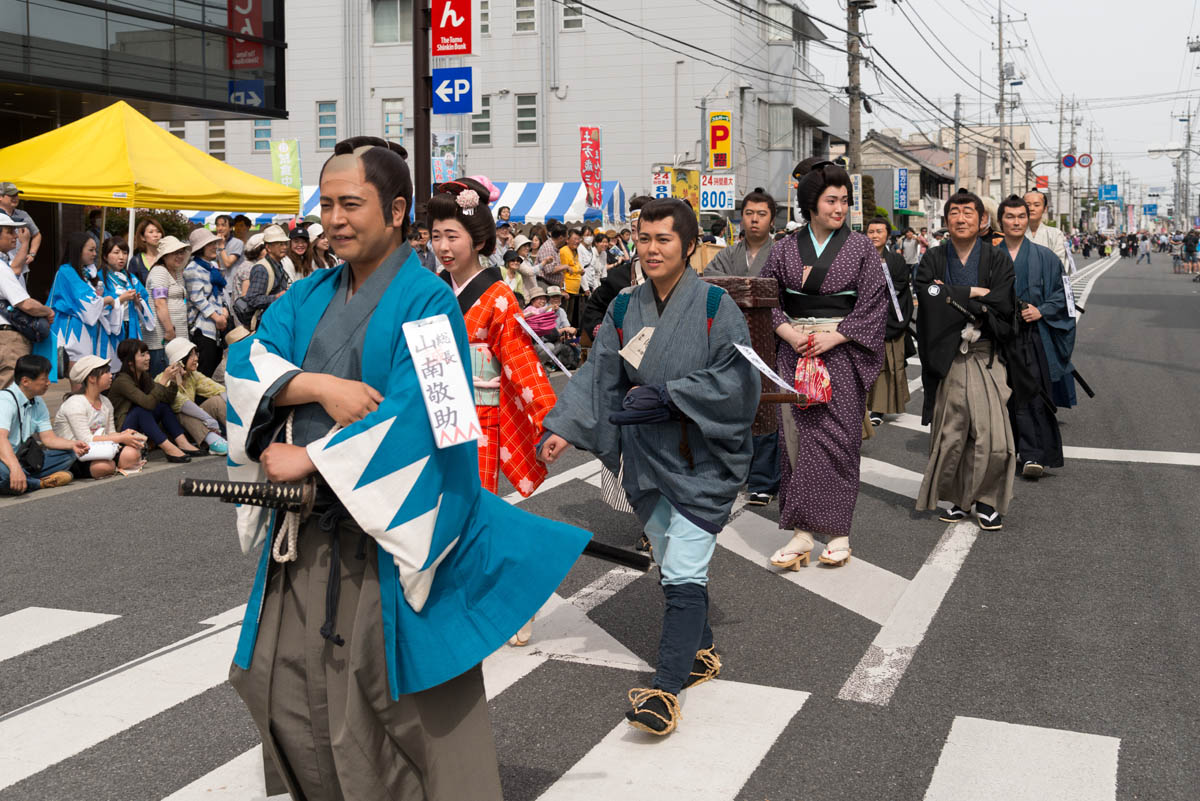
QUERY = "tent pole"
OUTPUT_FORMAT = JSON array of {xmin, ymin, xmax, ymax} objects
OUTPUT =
[{"xmin": 128, "ymin": 208, "xmax": 135, "ymax": 247}]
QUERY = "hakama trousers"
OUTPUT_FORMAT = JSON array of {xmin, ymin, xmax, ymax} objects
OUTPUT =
[
  {"xmin": 917, "ymin": 343, "xmax": 1016, "ymax": 514},
  {"xmin": 1008, "ymin": 325, "xmax": 1064, "ymax": 469},
  {"xmin": 230, "ymin": 516, "xmax": 503, "ymax": 801},
  {"xmin": 867, "ymin": 336, "xmax": 911, "ymax": 414}
]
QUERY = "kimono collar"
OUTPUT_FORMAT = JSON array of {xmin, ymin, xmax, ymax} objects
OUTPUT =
[
  {"xmin": 441, "ymin": 266, "xmax": 502, "ymax": 314},
  {"xmin": 808, "ymin": 225, "xmax": 834, "ymax": 259},
  {"xmin": 944, "ymin": 239, "xmax": 981, "ymax": 286}
]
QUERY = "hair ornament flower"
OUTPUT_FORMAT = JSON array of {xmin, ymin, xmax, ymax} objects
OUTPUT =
[{"xmin": 456, "ymin": 189, "xmax": 481, "ymax": 215}]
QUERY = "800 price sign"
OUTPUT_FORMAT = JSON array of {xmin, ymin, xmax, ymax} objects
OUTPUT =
[{"xmin": 700, "ymin": 174, "xmax": 736, "ymax": 211}]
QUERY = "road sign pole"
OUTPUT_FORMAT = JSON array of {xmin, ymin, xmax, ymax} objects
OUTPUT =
[{"xmin": 413, "ymin": 0, "xmax": 432, "ymax": 220}]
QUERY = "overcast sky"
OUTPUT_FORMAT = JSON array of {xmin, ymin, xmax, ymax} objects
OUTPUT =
[{"xmin": 807, "ymin": 0, "xmax": 1198, "ymax": 201}]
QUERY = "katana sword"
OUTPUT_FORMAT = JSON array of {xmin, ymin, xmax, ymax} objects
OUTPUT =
[{"xmin": 178, "ymin": 477, "xmax": 653, "ymax": 572}]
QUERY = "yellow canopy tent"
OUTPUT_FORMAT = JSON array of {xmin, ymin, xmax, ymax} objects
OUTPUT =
[{"xmin": 0, "ymin": 100, "xmax": 298, "ymax": 238}]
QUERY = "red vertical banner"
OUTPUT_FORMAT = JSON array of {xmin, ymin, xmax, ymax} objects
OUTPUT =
[
  {"xmin": 580, "ymin": 126, "xmax": 602, "ymax": 209},
  {"xmin": 228, "ymin": 0, "xmax": 264, "ymax": 69},
  {"xmin": 432, "ymin": 0, "xmax": 475, "ymax": 57}
]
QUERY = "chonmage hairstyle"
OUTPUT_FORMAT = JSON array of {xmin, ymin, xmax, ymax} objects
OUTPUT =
[
  {"xmin": 320, "ymin": 136, "xmax": 413, "ymax": 237},
  {"xmin": 943, "ymin": 190, "xmax": 986, "ymax": 220},
  {"xmin": 866, "ymin": 215, "xmax": 892, "ymax": 233},
  {"xmin": 741, "ymin": 187, "xmax": 778, "ymax": 220},
  {"xmin": 637, "ymin": 198, "xmax": 700, "ymax": 261},
  {"xmin": 427, "ymin": 177, "xmax": 498, "ymax": 257},
  {"xmin": 793, "ymin": 157, "xmax": 853, "ymax": 221},
  {"xmin": 997, "ymin": 194, "xmax": 1029, "ymax": 219}
]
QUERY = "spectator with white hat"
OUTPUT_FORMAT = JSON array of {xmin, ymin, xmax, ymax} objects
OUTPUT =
[
  {"xmin": 156, "ymin": 336, "xmax": 228, "ymax": 455},
  {"xmin": 52, "ymin": 354, "xmax": 146, "ymax": 478},
  {"xmin": 108, "ymin": 338, "xmax": 202, "ymax": 463},
  {"xmin": 510, "ymin": 233, "xmax": 538, "ymax": 299},
  {"xmin": 183, "ymin": 227, "xmax": 228, "ymax": 377},
  {"xmin": 145, "ymin": 234, "xmax": 191, "ymax": 377},
  {"xmin": 240, "ymin": 224, "xmax": 290, "ymax": 330},
  {"xmin": 0, "ymin": 211, "xmax": 54, "ymax": 388}
]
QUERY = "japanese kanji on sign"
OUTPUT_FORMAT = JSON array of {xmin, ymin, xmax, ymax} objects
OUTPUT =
[
  {"xmin": 402, "ymin": 315, "xmax": 482, "ymax": 448},
  {"xmin": 580, "ymin": 126, "xmax": 602, "ymax": 208}
]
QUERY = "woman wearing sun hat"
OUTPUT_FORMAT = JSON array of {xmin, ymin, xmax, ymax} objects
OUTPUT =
[
  {"xmin": 183, "ymin": 228, "xmax": 229, "ymax": 377},
  {"xmin": 144, "ymin": 234, "xmax": 191, "ymax": 377}
]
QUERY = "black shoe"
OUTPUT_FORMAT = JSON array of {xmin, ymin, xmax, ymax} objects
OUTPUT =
[
  {"xmin": 869, "ymin": 412, "xmax": 883, "ymax": 426},
  {"xmin": 938, "ymin": 505, "xmax": 968, "ymax": 523},
  {"xmin": 625, "ymin": 688, "xmax": 680, "ymax": 736},
  {"xmin": 975, "ymin": 503, "xmax": 1003, "ymax": 530},
  {"xmin": 682, "ymin": 645, "xmax": 721, "ymax": 690},
  {"xmin": 1021, "ymin": 461, "xmax": 1044, "ymax": 480},
  {"xmin": 635, "ymin": 534, "xmax": 652, "ymax": 552},
  {"xmin": 180, "ymin": 447, "xmax": 205, "ymax": 457},
  {"xmin": 746, "ymin": 492, "xmax": 772, "ymax": 506},
  {"xmin": 165, "ymin": 452, "xmax": 192, "ymax": 464}
]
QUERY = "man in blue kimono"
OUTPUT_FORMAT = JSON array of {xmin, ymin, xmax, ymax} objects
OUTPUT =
[
  {"xmin": 997, "ymin": 195, "xmax": 1071, "ymax": 479},
  {"xmin": 224, "ymin": 137, "xmax": 590, "ymax": 801},
  {"xmin": 540, "ymin": 198, "xmax": 760, "ymax": 736}
]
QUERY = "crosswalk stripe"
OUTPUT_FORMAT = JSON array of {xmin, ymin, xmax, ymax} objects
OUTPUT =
[
  {"xmin": 922, "ymin": 716, "xmax": 1120, "ymax": 800},
  {"xmin": 160, "ymin": 747, "xmax": 268, "ymax": 801},
  {"xmin": 0, "ymin": 607, "xmax": 119, "ymax": 663},
  {"xmin": 534, "ymin": 679, "xmax": 810, "ymax": 801},
  {"xmin": 0, "ymin": 616, "xmax": 242, "ymax": 790}
]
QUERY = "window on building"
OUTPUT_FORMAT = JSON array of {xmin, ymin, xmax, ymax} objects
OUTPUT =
[
  {"xmin": 207, "ymin": 121, "xmax": 225, "ymax": 161},
  {"xmin": 768, "ymin": 104, "xmax": 790, "ymax": 150},
  {"xmin": 253, "ymin": 119, "xmax": 271, "ymax": 152},
  {"xmin": 471, "ymin": 95, "xmax": 491, "ymax": 146},
  {"xmin": 383, "ymin": 99, "xmax": 405, "ymax": 145},
  {"xmin": 167, "ymin": 120, "xmax": 185, "ymax": 139},
  {"xmin": 515, "ymin": 93, "xmax": 538, "ymax": 144},
  {"xmin": 480, "ymin": 0, "xmax": 490, "ymax": 35},
  {"xmin": 515, "ymin": 0, "xmax": 536, "ymax": 33},
  {"xmin": 372, "ymin": 0, "xmax": 414, "ymax": 43},
  {"xmin": 562, "ymin": 2, "xmax": 583, "ymax": 30},
  {"xmin": 317, "ymin": 101, "xmax": 338, "ymax": 150}
]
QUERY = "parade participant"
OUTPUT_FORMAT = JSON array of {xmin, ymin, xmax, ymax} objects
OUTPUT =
[
  {"xmin": 763, "ymin": 158, "xmax": 886, "ymax": 570},
  {"xmin": 914, "ymin": 190, "xmax": 1018, "ymax": 531},
  {"xmin": 540, "ymin": 197, "xmax": 759, "ymax": 736},
  {"xmin": 432, "ymin": 176, "xmax": 557, "ymax": 496},
  {"xmin": 582, "ymin": 195, "xmax": 653, "ymax": 338},
  {"xmin": 52, "ymin": 355, "xmax": 146, "ymax": 478},
  {"xmin": 864, "ymin": 216, "xmax": 913, "ymax": 426},
  {"xmin": 1023, "ymin": 190, "xmax": 1069, "ymax": 273},
  {"xmin": 704, "ymin": 188, "xmax": 780, "ymax": 506},
  {"xmin": 42, "ymin": 232, "xmax": 122, "ymax": 376},
  {"xmin": 997, "ymin": 196, "xmax": 1068, "ymax": 480},
  {"xmin": 979, "ymin": 196, "xmax": 1004, "ymax": 246},
  {"xmin": 102, "ymin": 238, "xmax": 154, "ymax": 363},
  {"xmin": 223, "ymin": 137, "xmax": 589, "ymax": 800}
]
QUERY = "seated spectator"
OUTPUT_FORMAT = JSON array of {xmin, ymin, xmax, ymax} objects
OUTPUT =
[
  {"xmin": 543, "ymin": 286, "xmax": 581, "ymax": 371},
  {"xmin": 52, "ymin": 355, "xmax": 146, "ymax": 478},
  {"xmin": 108, "ymin": 338, "xmax": 202, "ymax": 463},
  {"xmin": 158, "ymin": 337, "xmax": 228, "ymax": 455},
  {"xmin": 183, "ymin": 228, "xmax": 228, "ymax": 377},
  {"xmin": 522, "ymin": 287, "xmax": 558, "ymax": 337},
  {"xmin": 0, "ymin": 354, "xmax": 87, "ymax": 494}
]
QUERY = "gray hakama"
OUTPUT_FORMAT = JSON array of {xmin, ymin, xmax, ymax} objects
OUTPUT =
[
  {"xmin": 759, "ymin": 227, "xmax": 887, "ymax": 538},
  {"xmin": 230, "ymin": 255, "xmax": 503, "ymax": 801},
  {"xmin": 867, "ymin": 250, "xmax": 914, "ymax": 415}
]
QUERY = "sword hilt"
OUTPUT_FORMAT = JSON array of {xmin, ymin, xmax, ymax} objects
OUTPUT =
[{"xmin": 178, "ymin": 478, "xmax": 316, "ymax": 515}]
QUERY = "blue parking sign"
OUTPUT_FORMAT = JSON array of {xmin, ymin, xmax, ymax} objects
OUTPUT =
[{"xmin": 432, "ymin": 67, "xmax": 476, "ymax": 115}]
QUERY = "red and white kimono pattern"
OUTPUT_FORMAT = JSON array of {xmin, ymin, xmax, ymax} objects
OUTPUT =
[{"xmin": 464, "ymin": 281, "xmax": 557, "ymax": 495}]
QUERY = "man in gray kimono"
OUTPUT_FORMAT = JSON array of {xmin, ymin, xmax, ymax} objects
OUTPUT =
[
  {"xmin": 540, "ymin": 198, "xmax": 759, "ymax": 736},
  {"xmin": 704, "ymin": 188, "xmax": 780, "ymax": 505}
]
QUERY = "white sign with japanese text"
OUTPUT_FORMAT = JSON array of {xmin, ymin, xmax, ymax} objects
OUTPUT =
[
  {"xmin": 700, "ymin": 174, "xmax": 736, "ymax": 211},
  {"xmin": 514, "ymin": 312, "xmax": 573, "ymax": 376},
  {"xmin": 403, "ymin": 315, "xmax": 482, "ymax": 448},
  {"xmin": 734, "ymin": 343, "xmax": 794, "ymax": 395}
]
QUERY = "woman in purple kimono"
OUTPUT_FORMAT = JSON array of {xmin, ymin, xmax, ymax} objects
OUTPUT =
[{"xmin": 760, "ymin": 157, "xmax": 887, "ymax": 569}]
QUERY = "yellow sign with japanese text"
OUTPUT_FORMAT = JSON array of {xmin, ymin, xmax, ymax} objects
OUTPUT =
[{"xmin": 707, "ymin": 110, "xmax": 733, "ymax": 171}]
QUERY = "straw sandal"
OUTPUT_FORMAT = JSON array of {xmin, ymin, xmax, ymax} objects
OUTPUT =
[
  {"xmin": 819, "ymin": 536, "xmax": 852, "ymax": 567},
  {"xmin": 507, "ymin": 618, "xmax": 534, "ymax": 647},
  {"xmin": 770, "ymin": 529, "xmax": 814, "ymax": 571},
  {"xmin": 625, "ymin": 688, "xmax": 681, "ymax": 736},
  {"xmin": 683, "ymin": 645, "xmax": 722, "ymax": 690}
]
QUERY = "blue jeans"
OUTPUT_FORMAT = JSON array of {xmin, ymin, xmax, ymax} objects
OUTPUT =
[
  {"xmin": 748, "ymin": 431, "xmax": 780, "ymax": 494},
  {"xmin": 148, "ymin": 348, "xmax": 169, "ymax": 378},
  {"xmin": 124, "ymin": 402, "xmax": 187, "ymax": 445},
  {"xmin": 0, "ymin": 447, "xmax": 78, "ymax": 493}
]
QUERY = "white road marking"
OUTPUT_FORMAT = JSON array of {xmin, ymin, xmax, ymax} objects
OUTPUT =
[
  {"xmin": 1074, "ymin": 255, "xmax": 1119, "ymax": 310},
  {"xmin": 838, "ymin": 522, "xmax": 978, "ymax": 705},
  {"xmin": 923, "ymin": 715, "xmax": 1120, "ymax": 801},
  {"xmin": 160, "ymin": 747, "xmax": 266, "ymax": 801},
  {"xmin": 860, "ymin": 456, "xmax": 927, "ymax": 501},
  {"xmin": 535, "ymin": 679, "xmax": 809, "ymax": 801},
  {"xmin": 1063, "ymin": 445, "xmax": 1200, "ymax": 467},
  {"xmin": 0, "ymin": 607, "xmax": 119, "ymax": 663},
  {"xmin": 0, "ymin": 610, "xmax": 243, "ymax": 790},
  {"xmin": 719, "ymin": 511, "xmax": 910, "ymax": 626}
]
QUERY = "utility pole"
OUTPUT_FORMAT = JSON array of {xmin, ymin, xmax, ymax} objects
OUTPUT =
[
  {"xmin": 1184, "ymin": 105, "xmax": 1193, "ymax": 227},
  {"xmin": 1067, "ymin": 98, "xmax": 1077, "ymax": 233},
  {"xmin": 412, "ymin": 0, "xmax": 432, "ymax": 219},
  {"xmin": 953, "ymin": 93, "xmax": 962, "ymax": 189},
  {"xmin": 996, "ymin": 0, "xmax": 1005, "ymax": 197},
  {"xmin": 1056, "ymin": 96, "xmax": 1064, "ymax": 223},
  {"xmin": 1085, "ymin": 126, "xmax": 1093, "ymax": 230},
  {"xmin": 846, "ymin": 1, "xmax": 867, "ymax": 173}
]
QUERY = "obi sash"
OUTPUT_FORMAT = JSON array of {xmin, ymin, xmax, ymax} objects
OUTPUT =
[{"xmin": 471, "ymin": 342, "xmax": 501, "ymax": 406}]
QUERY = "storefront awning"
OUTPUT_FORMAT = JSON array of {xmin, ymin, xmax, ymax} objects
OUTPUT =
[
  {"xmin": 490, "ymin": 181, "xmax": 627, "ymax": 224},
  {"xmin": 893, "ymin": 208, "xmax": 927, "ymax": 217}
]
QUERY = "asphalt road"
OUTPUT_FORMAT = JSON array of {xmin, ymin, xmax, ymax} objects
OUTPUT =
[{"xmin": 0, "ymin": 251, "xmax": 1196, "ymax": 801}]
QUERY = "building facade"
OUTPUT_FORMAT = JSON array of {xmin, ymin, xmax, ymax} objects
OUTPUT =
[{"xmin": 179, "ymin": 0, "xmax": 846, "ymax": 209}]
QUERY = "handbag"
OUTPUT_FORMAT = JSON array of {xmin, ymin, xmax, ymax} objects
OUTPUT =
[
  {"xmin": 3, "ymin": 305, "xmax": 50, "ymax": 343},
  {"xmin": 6, "ymin": 388, "xmax": 45, "ymax": 473},
  {"xmin": 793, "ymin": 334, "xmax": 832, "ymax": 408}
]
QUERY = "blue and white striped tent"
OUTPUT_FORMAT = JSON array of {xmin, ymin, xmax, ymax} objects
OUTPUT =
[
  {"xmin": 490, "ymin": 181, "xmax": 626, "ymax": 224},
  {"xmin": 181, "ymin": 185, "xmax": 320, "ymax": 226}
]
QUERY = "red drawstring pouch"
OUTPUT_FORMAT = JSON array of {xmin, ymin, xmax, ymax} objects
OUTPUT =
[{"xmin": 793, "ymin": 334, "xmax": 832, "ymax": 407}]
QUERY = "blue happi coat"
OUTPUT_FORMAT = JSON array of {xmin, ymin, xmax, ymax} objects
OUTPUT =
[
  {"xmin": 105, "ymin": 269, "xmax": 155, "ymax": 354},
  {"xmin": 36, "ymin": 264, "xmax": 121, "ymax": 375},
  {"xmin": 225, "ymin": 247, "xmax": 591, "ymax": 698}
]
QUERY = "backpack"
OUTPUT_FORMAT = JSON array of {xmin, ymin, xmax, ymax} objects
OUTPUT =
[
  {"xmin": 612, "ymin": 283, "xmax": 724, "ymax": 346},
  {"xmin": 233, "ymin": 260, "xmax": 277, "ymax": 331}
]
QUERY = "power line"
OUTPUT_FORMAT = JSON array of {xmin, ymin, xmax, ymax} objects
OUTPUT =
[{"xmin": 894, "ymin": 0, "xmax": 997, "ymax": 98}]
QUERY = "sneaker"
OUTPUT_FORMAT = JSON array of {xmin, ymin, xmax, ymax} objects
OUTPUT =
[
  {"xmin": 746, "ymin": 492, "xmax": 772, "ymax": 506},
  {"xmin": 39, "ymin": 471, "xmax": 74, "ymax": 489},
  {"xmin": 869, "ymin": 412, "xmax": 883, "ymax": 426},
  {"xmin": 682, "ymin": 645, "xmax": 722, "ymax": 689},
  {"xmin": 625, "ymin": 688, "xmax": 680, "ymax": 736},
  {"xmin": 1021, "ymin": 461, "xmax": 1044, "ymax": 480},
  {"xmin": 975, "ymin": 503, "xmax": 1003, "ymax": 530},
  {"xmin": 208, "ymin": 440, "xmax": 229, "ymax": 456},
  {"xmin": 938, "ymin": 505, "xmax": 968, "ymax": 523}
]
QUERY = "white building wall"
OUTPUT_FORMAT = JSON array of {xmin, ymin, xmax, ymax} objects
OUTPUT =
[{"xmin": 210, "ymin": 0, "xmax": 842, "ymax": 208}]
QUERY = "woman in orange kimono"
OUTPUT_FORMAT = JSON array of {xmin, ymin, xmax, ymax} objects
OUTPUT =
[{"xmin": 430, "ymin": 176, "xmax": 556, "ymax": 500}]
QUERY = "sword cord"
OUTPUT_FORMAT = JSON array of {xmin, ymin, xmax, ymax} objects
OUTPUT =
[{"xmin": 270, "ymin": 411, "xmax": 300, "ymax": 563}]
